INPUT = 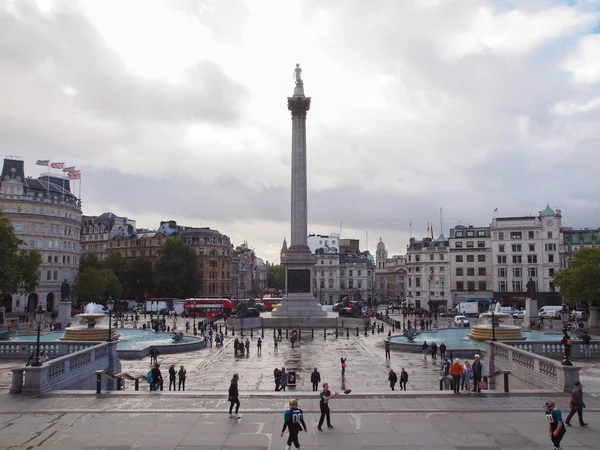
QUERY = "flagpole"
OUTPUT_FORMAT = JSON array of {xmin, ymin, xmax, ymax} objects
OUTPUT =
[
  {"xmin": 47, "ymin": 159, "xmax": 51, "ymax": 195},
  {"xmin": 79, "ymin": 172, "xmax": 82, "ymax": 203}
]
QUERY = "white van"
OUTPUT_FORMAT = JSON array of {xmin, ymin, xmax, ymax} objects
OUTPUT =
[
  {"xmin": 500, "ymin": 306, "xmax": 519, "ymax": 315},
  {"xmin": 538, "ymin": 306, "xmax": 563, "ymax": 319}
]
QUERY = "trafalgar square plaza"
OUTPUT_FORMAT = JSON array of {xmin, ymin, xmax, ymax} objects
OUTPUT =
[{"xmin": 1, "ymin": 64, "xmax": 600, "ymax": 450}]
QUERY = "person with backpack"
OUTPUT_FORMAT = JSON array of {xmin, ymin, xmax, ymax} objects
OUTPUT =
[
  {"xmin": 281, "ymin": 399, "xmax": 307, "ymax": 450},
  {"xmin": 388, "ymin": 369, "xmax": 398, "ymax": 391},
  {"xmin": 148, "ymin": 363, "xmax": 163, "ymax": 392},
  {"xmin": 228, "ymin": 373, "xmax": 240, "ymax": 418}
]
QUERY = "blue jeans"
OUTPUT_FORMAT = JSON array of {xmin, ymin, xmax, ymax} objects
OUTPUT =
[{"xmin": 583, "ymin": 344, "xmax": 591, "ymax": 358}]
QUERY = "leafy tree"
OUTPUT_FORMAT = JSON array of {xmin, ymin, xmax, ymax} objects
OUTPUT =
[
  {"xmin": 102, "ymin": 253, "xmax": 128, "ymax": 283},
  {"xmin": 73, "ymin": 267, "xmax": 106, "ymax": 303},
  {"xmin": 0, "ymin": 211, "xmax": 41, "ymax": 295},
  {"xmin": 553, "ymin": 247, "xmax": 600, "ymax": 306},
  {"xmin": 267, "ymin": 263, "xmax": 285, "ymax": 291},
  {"xmin": 101, "ymin": 268, "xmax": 123, "ymax": 300},
  {"xmin": 154, "ymin": 237, "xmax": 198, "ymax": 298},
  {"xmin": 79, "ymin": 252, "xmax": 101, "ymax": 272},
  {"xmin": 123, "ymin": 257, "xmax": 154, "ymax": 298}
]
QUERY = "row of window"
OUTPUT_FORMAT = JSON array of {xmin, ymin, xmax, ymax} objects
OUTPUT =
[
  {"xmin": 454, "ymin": 241, "xmax": 486, "ymax": 248},
  {"xmin": 497, "ymin": 243, "xmax": 557, "ymax": 252},
  {"xmin": 2, "ymin": 204, "xmax": 78, "ymax": 219},
  {"xmin": 408, "ymin": 277, "xmax": 446, "ymax": 287},
  {"xmin": 454, "ymin": 229, "xmax": 487, "ymax": 238},
  {"xmin": 26, "ymin": 239, "xmax": 79, "ymax": 251},
  {"xmin": 455, "ymin": 281, "xmax": 488, "ymax": 291},
  {"xmin": 495, "ymin": 231, "xmax": 554, "ymax": 240},
  {"xmin": 497, "ymin": 254, "xmax": 555, "ymax": 264},
  {"xmin": 455, "ymin": 267, "xmax": 487, "ymax": 276},
  {"xmin": 46, "ymin": 254, "xmax": 76, "ymax": 265},
  {"xmin": 43, "ymin": 270, "xmax": 71, "ymax": 281},
  {"xmin": 314, "ymin": 280, "xmax": 373, "ymax": 289},
  {"xmin": 406, "ymin": 291, "xmax": 447, "ymax": 297},
  {"xmin": 408, "ymin": 253, "xmax": 445, "ymax": 262},
  {"xmin": 497, "ymin": 267, "xmax": 555, "ymax": 278},
  {"xmin": 13, "ymin": 222, "xmax": 77, "ymax": 236},
  {"xmin": 455, "ymin": 255, "xmax": 486, "ymax": 263}
]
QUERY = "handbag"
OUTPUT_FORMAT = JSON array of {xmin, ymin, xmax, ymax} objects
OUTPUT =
[
  {"xmin": 342, "ymin": 363, "xmax": 347, "ymax": 368},
  {"xmin": 478, "ymin": 381, "xmax": 487, "ymax": 390}
]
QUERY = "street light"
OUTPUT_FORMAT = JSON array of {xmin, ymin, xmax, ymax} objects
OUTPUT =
[
  {"xmin": 31, "ymin": 305, "xmax": 45, "ymax": 367},
  {"xmin": 106, "ymin": 296, "xmax": 114, "ymax": 342},
  {"xmin": 560, "ymin": 304, "xmax": 572, "ymax": 366}
]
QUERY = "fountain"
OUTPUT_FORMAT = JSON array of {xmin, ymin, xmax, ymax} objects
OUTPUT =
[
  {"xmin": 468, "ymin": 302, "xmax": 524, "ymax": 341},
  {"xmin": 61, "ymin": 303, "xmax": 118, "ymax": 341}
]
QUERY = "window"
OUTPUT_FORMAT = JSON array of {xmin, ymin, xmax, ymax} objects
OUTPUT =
[
  {"xmin": 528, "ymin": 268, "xmax": 537, "ymax": 278},
  {"xmin": 477, "ymin": 241, "xmax": 485, "ymax": 248},
  {"xmin": 415, "ymin": 255, "xmax": 420, "ymax": 262},
  {"xmin": 349, "ymin": 270, "xmax": 353, "ymax": 276},
  {"xmin": 53, "ymin": 270, "xmax": 58, "ymax": 280},
  {"xmin": 14, "ymin": 223, "xmax": 22, "ymax": 232},
  {"xmin": 478, "ymin": 281, "xmax": 487, "ymax": 291},
  {"xmin": 456, "ymin": 281, "xmax": 464, "ymax": 291},
  {"xmin": 478, "ymin": 254, "xmax": 486, "ymax": 262},
  {"xmin": 466, "ymin": 241, "xmax": 474, "ymax": 248},
  {"xmin": 527, "ymin": 255, "xmax": 538, "ymax": 264},
  {"xmin": 545, "ymin": 243, "xmax": 556, "ymax": 251},
  {"xmin": 455, "ymin": 255, "xmax": 463, "ymax": 262},
  {"xmin": 467, "ymin": 255, "xmax": 474, "ymax": 263},
  {"xmin": 357, "ymin": 281, "xmax": 362, "ymax": 289},
  {"xmin": 528, "ymin": 231, "xmax": 535, "ymax": 239},
  {"xmin": 499, "ymin": 280, "xmax": 508, "ymax": 291},
  {"xmin": 62, "ymin": 255, "xmax": 66, "ymax": 264},
  {"xmin": 510, "ymin": 232, "xmax": 522, "ymax": 240},
  {"xmin": 429, "ymin": 254, "xmax": 434, "ymax": 261},
  {"xmin": 46, "ymin": 271, "xmax": 51, "ymax": 280},
  {"xmin": 48, "ymin": 240, "xmax": 53, "ymax": 249},
  {"xmin": 440, "ymin": 291, "xmax": 445, "ymax": 296},
  {"xmin": 513, "ymin": 267, "xmax": 522, "ymax": 278},
  {"xmin": 54, "ymin": 255, "xmax": 58, "ymax": 263},
  {"xmin": 439, "ymin": 267, "xmax": 445, "ymax": 272},
  {"xmin": 512, "ymin": 280, "xmax": 523, "ymax": 291},
  {"xmin": 415, "ymin": 267, "xmax": 421, "ymax": 272},
  {"xmin": 467, "ymin": 268, "xmax": 475, "ymax": 276},
  {"xmin": 47, "ymin": 255, "xmax": 52, "ymax": 263},
  {"xmin": 456, "ymin": 268, "xmax": 464, "ymax": 276},
  {"xmin": 439, "ymin": 254, "xmax": 444, "ymax": 260},
  {"xmin": 512, "ymin": 244, "xmax": 522, "ymax": 252},
  {"xmin": 416, "ymin": 278, "xmax": 421, "ymax": 287},
  {"xmin": 498, "ymin": 244, "xmax": 505, "ymax": 252},
  {"xmin": 358, "ymin": 270, "xmax": 362, "ymax": 276},
  {"xmin": 548, "ymin": 254, "xmax": 555, "ymax": 263},
  {"xmin": 512, "ymin": 255, "xmax": 522, "ymax": 264},
  {"xmin": 429, "ymin": 267, "xmax": 435, "ymax": 274},
  {"xmin": 549, "ymin": 268, "xmax": 555, "ymax": 276},
  {"xmin": 497, "ymin": 255, "xmax": 507, "ymax": 264},
  {"xmin": 467, "ymin": 230, "xmax": 474, "ymax": 237},
  {"xmin": 547, "ymin": 232, "xmax": 553, "ymax": 239},
  {"xmin": 340, "ymin": 281, "xmax": 345, "ymax": 289},
  {"xmin": 328, "ymin": 279, "xmax": 333, "ymax": 289},
  {"xmin": 467, "ymin": 281, "xmax": 476, "ymax": 291},
  {"xmin": 478, "ymin": 267, "xmax": 486, "ymax": 276},
  {"xmin": 498, "ymin": 232, "xmax": 505, "ymax": 240},
  {"xmin": 416, "ymin": 291, "xmax": 421, "ymax": 297},
  {"xmin": 498, "ymin": 267, "xmax": 507, "ymax": 277},
  {"xmin": 320, "ymin": 260, "xmax": 324, "ymax": 265},
  {"xmin": 456, "ymin": 231, "xmax": 463, "ymax": 237},
  {"xmin": 408, "ymin": 278, "xmax": 412, "ymax": 287},
  {"xmin": 455, "ymin": 241, "xmax": 463, "ymax": 248},
  {"xmin": 321, "ymin": 271, "xmax": 325, "ymax": 277},
  {"xmin": 477, "ymin": 230, "xmax": 486, "ymax": 237}
]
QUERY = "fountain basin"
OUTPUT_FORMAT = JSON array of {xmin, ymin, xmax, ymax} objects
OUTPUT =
[
  {"xmin": 468, "ymin": 324, "xmax": 524, "ymax": 341},
  {"xmin": 61, "ymin": 326, "xmax": 118, "ymax": 341}
]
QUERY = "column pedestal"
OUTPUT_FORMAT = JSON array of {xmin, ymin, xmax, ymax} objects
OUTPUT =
[
  {"xmin": 58, "ymin": 300, "xmax": 71, "ymax": 327},
  {"xmin": 588, "ymin": 306, "xmax": 599, "ymax": 327},
  {"xmin": 523, "ymin": 297, "xmax": 538, "ymax": 330}
]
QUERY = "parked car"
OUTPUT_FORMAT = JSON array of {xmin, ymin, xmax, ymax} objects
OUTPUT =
[
  {"xmin": 512, "ymin": 310, "xmax": 525, "ymax": 319},
  {"xmin": 362, "ymin": 309, "xmax": 376, "ymax": 318},
  {"xmin": 538, "ymin": 306, "xmax": 563, "ymax": 319},
  {"xmin": 454, "ymin": 315, "xmax": 470, "ymax": 327}
]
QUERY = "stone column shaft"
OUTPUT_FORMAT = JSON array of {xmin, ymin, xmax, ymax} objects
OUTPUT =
[{"xmin": 290, "ymin": 114, "xmax": 307, "ymax": 247}]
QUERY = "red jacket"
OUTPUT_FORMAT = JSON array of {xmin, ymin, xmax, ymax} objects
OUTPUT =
[{"xmin": 449, "ymin": 362, "xmax": 463, "ymax": 376}]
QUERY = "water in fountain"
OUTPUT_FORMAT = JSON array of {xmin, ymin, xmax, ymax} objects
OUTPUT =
[{"xmin": 468, "ymin": 302, "xmax": 523, "ymax": 341}]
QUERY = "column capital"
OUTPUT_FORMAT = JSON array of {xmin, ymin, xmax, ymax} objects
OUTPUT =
[{"xmin": 288, "ymin": 96, "xmax": 311, "ymax": 117}]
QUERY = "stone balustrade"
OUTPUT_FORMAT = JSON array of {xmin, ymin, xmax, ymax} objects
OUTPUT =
[
  {"xmin": 0, "ymin": 340, "xmax": 98, "ymax": 359},
  {"xmin": 10, "ymin": 341, "xmax": 121, "ymax": 394},
  {"xmin": 502, "ymin": 339, "xmax": 600, "ymax": 359},
  {"xmin": 484, "ymin": 341, "xmax": 580, "ymax": 393}
]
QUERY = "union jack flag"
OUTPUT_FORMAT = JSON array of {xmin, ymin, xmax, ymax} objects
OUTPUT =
[
  {"xmin": 62, "ymin": 166, "xmax": 76, "ymax": 173},
  {"xmin": 35, "ymin": 160, "xmax": 50, "ymax": 166},
  {"xmin": 51, "ymin": 162, "xmax": 65, "ymax": 169},
  {"xmin": 68, "ymin": 171, "xmax": 81, "ymax": 180}
]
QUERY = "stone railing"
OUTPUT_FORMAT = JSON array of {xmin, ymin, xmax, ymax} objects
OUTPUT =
[
  {"xmin": 484, "ymin": 341, "xmax": 580, "ymax": 393},
  {"xmin": 0, "ymin": 340, "xmax": 98, "ymax": 359},
  {"xmin": 503, "ymin": 339, "xmax": 600, "ymax": 359},
  {"xmin": 10, "ymin": 341, "xmax": 121, "ymax": 394}
]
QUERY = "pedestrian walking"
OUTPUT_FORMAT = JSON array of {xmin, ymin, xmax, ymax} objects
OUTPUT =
[
  {"xmin": 257, "ymin": 337, "xmax": 262, "ymax": 353},
  {"xmin": 274, "ymin": 367, "xmax": 282, "ymax": 391},
  {"xmin": 168, "ymin": 364, "xmax": 176, "ymax": 391},
  {"xmin": 431, "ymin": 341, "xmax": 437, "ymax": 359},
  {"xmin": 280, "ymin": 367, "xmax": 288, "ymax": 392},
  {"xmin": 439, "ymin": 342, "xmax": 446, "ymax": 360},
  {"xmin": 565, "ymin": 382, "xmax": 588, "ymax": 427},
  {"xmin": 388, "ymin": 369, "xmax": 398, "ymax": 391},
  {"xmin": 228, "ymin": 373, "xmax": 240, "ymax": 418},
  {"xmin": 178, "ymin": 365, "xmax": 186, "ymax": 391},
  {"xmin": 384, "ymin": 340, "xmax": 391, "ymax": 359},
  {"xmin": 245, "ymin": 338, "xmax": 250, "ymax": 354},
  {"xmin": 274, "ymin": 336, "xmax": 278, "ymax": 353},
  {"xmin": 281, "ymin": 399, "xmax": 307, "ymax": 450},
  {"xmin": 472, "ymin": 354, "xmax": 484, "ymax": 392},
  {"xmin": 311, "ymin": 368, "xmax": 321, "ymax": 392},
  {"xmin": 422, "ymin": 341, "xmax": 428, "ymax": 360},
  {"xmin": 399, "ymin": 368, "xmax": 408, "ymax": 390},
  {"xmin": 449, "ymin": 358, "xmax": 463, "ymax": 394},
  {"xmin": 317, "ymin": 382, "xmax": 338, "ymax": 431},
  {"xmin": 463, "ymin": 361, "xmax": 472, "ymax": 392},
  {"xmin": 582, "ymin": 331, "xmax": 592, "ymax": 358},
  {"xmin": 544, "ymin": 400, "xmax": 566, "ymax": 450},
  {"xmin": 340, "ymin": 357, "xmax": 347, "ymax": 375},
  {"xmin": 150, "ymin": 363, "xmax": 163, "ymax": 392}
]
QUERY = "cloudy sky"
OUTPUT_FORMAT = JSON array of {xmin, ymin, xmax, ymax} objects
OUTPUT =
[{"xmin": 3, "ymin": 0, "xmax": 600, "ymax": 263}]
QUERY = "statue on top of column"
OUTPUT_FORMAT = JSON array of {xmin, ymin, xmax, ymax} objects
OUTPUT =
[
  {"xmin": 60, "ymin": 279, "xmax": 71, "ymax": 301},
  {"xmin": 526, "ymin": 277, "xmax": 537, "ymax": 300},
  {"xmin": 293, "ymin": 63, "xmax": 303, "ymax": 87}
]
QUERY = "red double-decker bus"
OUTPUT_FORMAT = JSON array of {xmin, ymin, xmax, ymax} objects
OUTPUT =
[
  {"xmin": 183, "ymin": 298, "xmax": 233, "ymax": 318},
  {"xmin": 262, "ymin": 297, "xmax": 282, "ymax": 311}
]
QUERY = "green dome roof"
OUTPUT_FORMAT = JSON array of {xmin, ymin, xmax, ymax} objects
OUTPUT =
[
  {"xmin": 542, "ymin": 204, "xmax": 555, "ymax": 216},
  {"xmin": 436, "ymin": 233, "xmax": 448, "ymax": 243}
]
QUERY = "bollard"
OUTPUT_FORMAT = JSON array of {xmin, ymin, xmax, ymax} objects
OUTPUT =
[
  {"xmin": 364, "ymin": 326, "xmax": 368, "ymax": 337},
  {"xmin": 311, "ymin": 329, "xmax": 314, "ymax": 338},
  {"xmin": 286, "ymin": 329, "xmax": 289, "ymax": 338},
  {"xmin": 241, "ymin": 328, "xmax": 244, "ymax": 337},
  {"xmin": 346, "ymin": 328, "xmax": 349, "ymax": 338},
  {"xmin": 335, "ymin": 327, "xmax": 338, "ymax": 338},
  {"xmin": 95, "ymin": 370, "xmax": 103, "ymax": 394},
  {"xmin": 392, "ymin": 323, "xmax": 395, "ymax": 332},
  {"xmin": 261, "ymin": 327, "xmax": 264, "ymax": 338},
  {"xmin": 439, "ymin": 377, "xmax": 444, "ymax": 391},
  {"xmin": 503, "ymin": 372, "xmax": 510, "ymax": 393},
  {"xmin": 324, "ymin": 328, "xmax": 327, "ymax": 339},
  {"xmin": 219, "ymin": 325, "xmax": 222, "ymax": 333},
  {"xmin": 232, "ymin": 325, "xmax": 235, "ymax": 335},
  {"xmin": 251, "ymin": 328, "xmax": 253, "ymax": 338},
  {"xmin": 298, "ymin": 329, "xmax": 301, "ymax": 340},
  {"xmin": 117, "ymin": 377, "xmax": 123, "ymax": 391},
  {"xmin": 356, "ymin": 327, "xmax": 359, "ymax": 336},
  {"xmin": 135, "ymin": 378, "xmax": 139, "ymax": 391},
  {"xmin": 225, "ymin": 326, "xmax": 228, "ymax": 336}
]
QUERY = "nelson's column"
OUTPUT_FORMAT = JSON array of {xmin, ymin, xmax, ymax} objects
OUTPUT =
[{"xmin": 271, "ymin": 64, "xmax": 328, "ymax": 321}]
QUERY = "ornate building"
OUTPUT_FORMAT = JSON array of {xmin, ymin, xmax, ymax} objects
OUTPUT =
[
  {"xmin": 0, "ymin": 156, "xmax": 82, "ymax": 313},
  {"xmin": 81, "ymin": 212, "xmax": 136, "ymax": 261},
  {"xmin": 375, "ymin": 237, "xmax": 407, "ymax": 306}
]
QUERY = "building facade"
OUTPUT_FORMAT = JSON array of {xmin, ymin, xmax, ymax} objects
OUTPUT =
[
  {"xmin": 81, "ymin": 212, "xmax": 136, "ymax": 261},
  {"xmin": 560, "ymin": 227, "xmax": 600, "ymax": 269},
  {"xmin": 0, "ymin": 156, "xmax": 82, "ymax": 313},
  {"xmin": 313, "ymin": 252, "xmax": 340, "ymax": 305},
  {"xmin": 375, "ymin": 239, "xmax": 407, "ymax": 306},
  {"xmin": 307, "ymin": 232, "xmax": 340, "ymax": 254},
  {"xmin": 490, "ymin": 205, "xmax": 563, "ymax": 307},
  {"xmin": 449, "ymin": 225, "xmax": 493, "ymax": 306}
]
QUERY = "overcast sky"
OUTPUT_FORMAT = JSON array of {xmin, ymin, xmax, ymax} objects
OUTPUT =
[{"xmin": 3, "ymin": 0, "xmax": 600, "ymax": 263}]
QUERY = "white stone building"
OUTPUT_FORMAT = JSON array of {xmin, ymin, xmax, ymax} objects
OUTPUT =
[
  {"xmin": 307, "ymin": 233, "xmax": 340, "ymax": 254},
  {"xmin": 81, "ymin": 212, "xmax": 136, "ymax": 261},
  {"xmin": 449, "ymin": 225, "xmax": 493, "ymax": 307},
  {"xmin": 405, "ymin": 236, "xmax": 451, "ymax": 311},
  {"xmin": 490, "ymin": 205, "xmax": 563, "ymax": 308},
  {"xmin": 313, "ymin": 252, "xmax": 340, "ymax": 305},
  {"xmin": 375, "ymin": 238, "xmax": 407, "ymax": 305}
]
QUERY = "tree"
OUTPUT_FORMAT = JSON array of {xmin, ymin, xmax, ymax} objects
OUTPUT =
[
  {"xmin": 101, "ymin": 269, "xmax": 123, "ymax": 300},
  {"xmin": 154, "ymin": 237, "xmax": 198, "ymax": 298},
  {"xmin": 73, "ymin": 267, "xmax": 106, "ymax": 303},
  {"xmin": 267, "ymin": 264, "xmax": 285, "ymax": 291},
  {"xmin": 123, "ymin": 257, "xmax": 154, "ymax": 298},
  {"xmin": 79, "ymin": 252, "xmax": 101, "ymax": 272},
  {"xmin": 553, "ymin": 247, "xmax": 600, "ymax": 306},
  {"xmin": 0, "ymin": 210, "xmax": 41, "ymax": 295},
  {"xmin": 102, "ymin": 253, "xmax": 128, "ymax": 284}
]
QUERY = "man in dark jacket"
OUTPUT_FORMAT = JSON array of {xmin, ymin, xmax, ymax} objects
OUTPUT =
[
  {"xmin": 150, "ymin": 363, "xmax": 163, "ymax": 392},
  {"xmin": 565, "ymin": 382, "xmax": 588, "ymax": 427},
  {"xmin": 388, "ymin": 369, "xmax": 398, "ymax": 391},
  {"xmin": 399, "ymin": 368, "xmax": 409, "ymax": 391},
  {"xmin": 582, "ymin": 331, "xmax": 592, "ymax": 358},
  {"xmin": 439, "ymin": 342, "xmax": 446, "ymax": 360},
  {"xmin": 228, "ymin": 373, "xmax": 240, "ymax": 418},
  {"xmin": 472, "ymin": 354, "xmax": 483, "ymax": 392},
  {"xmin": 274, "ymin": 367, "xmax": 282, "ymax": 391},
  {"xmin": 310, "ymin": 368, "xmax": 321, "ymax": 391}
]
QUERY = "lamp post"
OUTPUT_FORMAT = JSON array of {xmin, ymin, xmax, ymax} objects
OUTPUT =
[
  {"xmin": 193, "ymin": 313, "xmax": 197, "ymax": 336},
  {"xmin": 560, "ymin": 304, "xmax": 572, "ymax": 366},
  {"xmin": 31, "ymin": 305, "xmax": 45, "ymax": 367},
  {"xmin": 106, "ymin": 296, "xmax": 114, "ymax": 342},
  {"xmin": 490, "ymin": 300, "xmax": 497, "ymax": 342}
]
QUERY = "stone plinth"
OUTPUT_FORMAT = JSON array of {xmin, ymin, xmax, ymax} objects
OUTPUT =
[
  {"xmin": 523, "ymin": 297, "xmax": 538, "ymax": 330},
  {"xmin": 589, "ymin": 306, "xmax": 599, "ymax": 327},
  {"xmin": 58, "ymin": 300, "xmax": 71, "ymax": 327}
]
